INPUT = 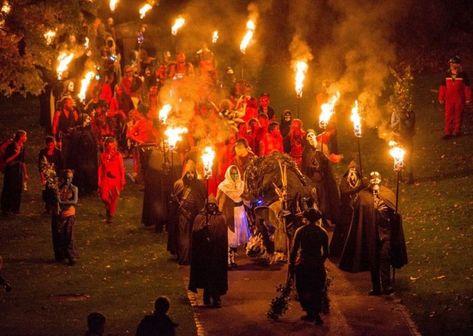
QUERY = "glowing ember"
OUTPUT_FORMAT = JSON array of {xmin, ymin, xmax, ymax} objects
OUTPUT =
[
  {"xmin": 294, "ymin": 60, "xmax": 308, "ymax": 98},
  {"xmin": 201, "ymin": 146, "xmax": 216, "ymax": 178},
  {"xmin": 139, "ymin": 3, "xmax": 152, "ymax": 19},
  {"xmin": 212, "ymin": 30, "xmax": 219, "ymax": 44},
  {"xmin": 319, "ymin": 91, "xmax": 340, "ymax": 129},
  {"xmin": 1, "ymin": 1, "xmax": 11, "ymax": 15},
  {"xmin": 109, "ymin": 0, "xmax": 119, "ymax": 12},
  {"xmin": 389, "ymin": 141, "xmax": 406, "ymax": 171},
  {"xmin": 78, "ymin": 71, "xmax": 95, "ymax": 102},
  {"xmin": 44, "ymin": 30, "xmax": 56, "ymax": 45},
  {"xmin": 158, "ymin": 104, "xmax": 172, "ymax": 124},
  {"xmin": 171, "ymin": 16, "xmax": 186, "ymax": 35},
  {"xmin": 350, "ymin": 100, "xmax": 362, "ymax": 137},
  {"xmin": 56, "ymin": 52, "xmax": 75, "ymax": 80},
  {"xmin": 240, "ymin": 20, "xmax": 255, "ymax": 54},
  {"xmin": 165, "ymin": 126, "xmax": 188, "ymax": 150}
]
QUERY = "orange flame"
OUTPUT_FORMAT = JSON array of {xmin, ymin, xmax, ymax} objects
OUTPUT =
[
  {"xmin": 56, "ymin": 52, "xmax": 75, "ymax": 80},
  {"xmin": 44, "ymin": 30, "xmax": 56, "ymax": 45},
  {"xmin": 110, "ymin": 0, "xmax": 119, "ymax": 11},
  {"xmin": 319, "ymin": 92, "xmax": 340, "ymax": 129},
  {"xmin": 1, "ymin": 1, "xmax": 11, "ymax": 15},
  {"xmin": 139, "ymin": 3, "xmax": 152, "ymax": 19},
  {"xmin": 350, "ymin": 100, "xmax": 362, "ymax": 137},
  {"xmin": 78, "ymin": 71, "xmax": 95, "ymax": 102},
  {"xmin": 294, "ymin": 60, "xmax": 308, "ymax": 98},
  {"xmin": 158, "ymin": 104, "xmax": 172, "ymax": 124},
  {"xmin": 165, "ymin": 126, "xmax": 188, "ymax": 150},
  {"xmin": 201, "ymin": 146, "xmax": 216, "ymax": 178},
  {"xmin": 171, "ymin": 16, "xmax": 186, "ymax": 35},
  {"xmin": 212, "ymin": 30, "xmax": 219, "ymax": 44},
  {"xmin": 388, "ymin": 141, "xmax": 405, "ymax": 171},
  {"xmin": 240, "ymin": 20, "xmax": 255, "ymax": 54}
]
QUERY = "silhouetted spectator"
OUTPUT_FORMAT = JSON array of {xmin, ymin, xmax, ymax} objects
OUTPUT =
[
  {"xmin": 85, "ymin": 312, "xmax": 106, "ymax": 336},
  {"xmin": 136, "ymin": 296, "xmax": 178, "ymax": 336}
]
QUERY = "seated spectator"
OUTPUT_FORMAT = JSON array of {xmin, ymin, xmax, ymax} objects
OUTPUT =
[{"xmin": 136, "ymin": 296, "xmax": 178, "ymax": 336}]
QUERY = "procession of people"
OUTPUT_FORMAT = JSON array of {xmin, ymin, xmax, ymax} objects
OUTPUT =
[{"xmin": 6, "ymin": 6, "xmax": 473, "ymax": 330}]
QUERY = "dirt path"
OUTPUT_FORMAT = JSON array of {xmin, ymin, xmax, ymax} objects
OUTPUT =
[{"xmin": 181, "ymin": 251, "xmax": 420, "ymax": 336}]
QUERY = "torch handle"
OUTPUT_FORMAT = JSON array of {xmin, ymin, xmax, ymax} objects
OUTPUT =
[
  {"xmin": 395, "ymin": 170, "xmax": 401, "ymax": 213},
  {"xmin": 357, "ymin": 137, "xmax": 363, "ymax": 177}
]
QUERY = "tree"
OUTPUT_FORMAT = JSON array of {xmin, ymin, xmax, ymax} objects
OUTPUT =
[{"xmin": 0, "ymin": 0, "xmax": 98, "ymax": 96}]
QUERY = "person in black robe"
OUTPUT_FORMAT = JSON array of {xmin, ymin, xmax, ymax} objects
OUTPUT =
[
  {"xmin": 69, "ymin": 114, "xmax": 98, "ymax": 195},
  {"xmin": 171, "ymin": 160, "xmax": 206, "ymax": 265},
  {"xmin": 189, "ymin": 196, "xmax": 228, "ymax": 308},
  {"xmin": 330, "ymin": 161, "xmax": 368, "ymax": 258},
  {"xmin": 38, "ymin": 136, "xmax": 63, "ymax": 214},
  {"xmin": 141, "ymin": 143, "xmax": 181, "ymax": 232},
  {"xmin": 338, "ymin": 172, "xmax": 408, "ymax": 295},
  {"xmin": 289, "ymin": 208, "xmax": 328, "ymax": 325},
  {"xmin": 52, "ymin": 97, "xmax": 80, "ymax": 169},
  {"xmin": 301, "ymin": 129, "xmax": 340, "ymax": 227},
  {"xmin": 1, "ymin": 130, "xmax": 28, "ymax": 216},
  {"xmin": 280, "ymin": 110, "xmax": 292, "ymax": 154}
]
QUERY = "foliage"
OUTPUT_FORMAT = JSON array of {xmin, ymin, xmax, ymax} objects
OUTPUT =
[
  {"xmin": 267, "ymin": 274, "xmax": 293, "ymax": 320},
  {"xmin": 389, "ymin": 64, "xmax": 414, "ymax": 114},
  {"xmin": 0, "ymin": 0, "xmax": 97, "ymax": 96}
]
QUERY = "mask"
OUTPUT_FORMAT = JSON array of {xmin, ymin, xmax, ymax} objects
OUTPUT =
[
  {"xmin": 347, "ymin": 168, "xmax": 360, "ymax": 188},
  {"xmin": 207, "ymin": 203, "xmax": 218, "ymax": 214},
  {"xmin": 307, "ymin": 132, "xmax": 317, "ymax": 148}
]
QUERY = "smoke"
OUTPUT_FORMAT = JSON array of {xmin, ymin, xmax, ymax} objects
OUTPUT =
[{"xmin": 317, "ymin": 0, "xmax": 411, "ymax": 138}]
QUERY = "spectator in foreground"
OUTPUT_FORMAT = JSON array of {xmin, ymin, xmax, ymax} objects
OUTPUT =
[
  {"xmin": 136, "ymin": 296, "xmax": 178, "ymax": 336},
  {"xmin": 85, "ymin": 312, "xmax": 106, "ymax": 336}
]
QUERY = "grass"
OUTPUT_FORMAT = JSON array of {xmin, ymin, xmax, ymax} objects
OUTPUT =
[
  {"xmin": 0, "ymin": 96, "xmax": 196, "ymax": 335},
  {"xmin": 1, "ymin": 70, "xmax": 473, "ymax": 336}
]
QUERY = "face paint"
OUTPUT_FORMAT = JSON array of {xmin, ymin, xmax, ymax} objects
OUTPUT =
[
  {"xmin": 186, "ymin": 171, "xmax": 195, "ymax": 180},
  {"xmin": 207, "ymin": 203, "xmax": 218, "ymax": 214}
]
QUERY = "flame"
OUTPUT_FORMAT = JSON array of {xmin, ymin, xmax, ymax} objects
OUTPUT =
[
  {"xmin": 158, "ymin": 104, "xmax": 172, "ymax": 124},
  {"xmin": 165, "ymin": 126, "xmax": 188, "ymax": 150},
  {"xmin": 171, "ymin": 16, "xmax": 186, "ymax": 35},
  {"xmin": 201, "ymin": 146, "xmax": 216, "ymax": 178},
  {"xmin": 56, "ymin": 52, "xmax": 75, "ymax": 80},
  {"xmin": 319, "ymin": 92, "xmax": 340, "ymax": 129},
  {"xmin": 110, "ymin": 0, "xmax": 119, "ymax": 11},
  {"xmin": 240, "ymin": 20, "xmax": 255, "ymax": 54},
  {"xmin": 44, "ymin": 30, "xmax": 56, "ymax": 45},
  {"xmin": 388, "ymin": 141, "xmax": 405, "ymax": 171},
  {"xmin": 350, "ymin": 100, "xmax": 362, "ymax": 137},
  {"xmin": 84, "ymin": 37, "xmax": 89, "ymax": 49},
  {"xmin": 212, "ymin": 30, "xmax": 219, "ymax": 44},
  {"xmin": 78, "ymin": 71, "xmax": 95, "ymax": 102},
  {"xmin": 1, "ymin": 1, "xmax": 11, "ymax": 15},
  {"xmin": 139, "ymin": 3, "xmax": 152, "ymax": 19},
  {"xmin": 294, "ymin": 60, "xmax": 308, "ymax": 98}
]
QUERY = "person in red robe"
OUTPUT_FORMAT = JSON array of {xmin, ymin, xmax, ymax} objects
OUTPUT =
[
  {"xmin": 259, "ymin": 121, "xmax": 283, "ymax": 156},
  {"xmin": 288, "ymin": 119, "xmax": 306, "ymax": 167},
  {"xmin": 98, "ymin": 137, "xmax": 125, "ymax": 223}
]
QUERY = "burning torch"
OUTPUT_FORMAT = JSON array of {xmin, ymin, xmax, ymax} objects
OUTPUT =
[
  {"xmin": 110, "ymin": 0, "xmax": 119, "ymax": 12},
  {"xmin": 201, "ymin": 146, "xmax": 216, "ymax": 209},
  {"xmin": 351, "ymin": 100, "xmax": 363, "ymax": 176},
  {"xmin": 164, "ymin": 126, "xmax": 188, "ymax": 177},
  {"xmin": 56, "ymin": 52, "xmax": 74, "ymax": 80},
  {"xmin": 78, "ymin": 71, "xmax": 95, "ymax": 103},
  {"xmin": 171, "ymin": 16, "xmax": 186, "ymax": 36},
  {"xmin": 139, "ymin": 3, "xmax": 152, "ymax": 19},
  {"xmin": 212, "ymin": 30, "xmax": 219, "ymax": 44},
  {"xmin": 158, "ymin": 104, "xmax": 172, "ymax": 125},
  {"xmin": 239, "ymin": 19, "xmax": 255, "ymax": 79},
  {"xmin": 319, "ymin": 92, "xmax": 340, "ymax": 129},
  {"xmin": 389, "ymin": 140, "xmax": 406, "ymax": 213},
  {"xmin": 294, "ymin": 60, "xmax": 308, "ymax": 118}
]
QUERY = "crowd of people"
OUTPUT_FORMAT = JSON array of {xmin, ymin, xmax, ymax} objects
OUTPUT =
[{"xmin": 4, "ymin": 23, "xmax": 470, "ymax": 329}]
